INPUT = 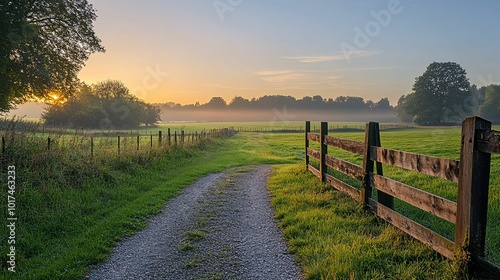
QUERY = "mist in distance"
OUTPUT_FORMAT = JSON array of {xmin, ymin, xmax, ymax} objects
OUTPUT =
[{"xmin": 158, "ymin": 95, "xmax": 398, "ymax": 123}]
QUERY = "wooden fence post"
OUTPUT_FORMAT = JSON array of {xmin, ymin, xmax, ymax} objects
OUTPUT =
[
  {"xmin": 361, "ymin": 122, "xmax": 393, "ymax": 208},
  {"xmin": 361, "ymin": 122, "xmax": 379, "ymax": 205},
  {"xmin": 137, "ymin": 135, "xmax": 140, "ymax": 151},
  {"xmin": 150, "ymin": 134, "xmax": 153, "ymax": 149},
  {"xmin": 181, "ymin": 130, "xmax": 184, "ymax": 144},
  {"xmin": 167, "ymin": 128, "xmax": 171, "ymax": 146},
  {"xmin": 47, "ymin": 137, "xmax": 51, "ymax": 151},
  {"xmin": 455, "ymin": 117, "xmax": 492, "ymax": 268},
  {"xmin": 305, "ymin": 121, "xmax": 310, "ymax": 170},
  {"xmin": 174, "ymin": 131, "xmax": 177, "ymax": 145},
  {"xmin": 90, "ymin": 137, "xmax": 94, "ymax": 158},
  {"xmin": 159, "ymin": 131, "xmax": 162, "ymax": 146},
  {"xmin": 320, "ymin": 122, "xmax": 328, "ymax": 182},
  {"xmin": 372, "ymin": 122, "xmax": 394, "ymax": 209},
  {"xmin": 117, "ymin": 136, "xmax": 120, "ymax": 155}
]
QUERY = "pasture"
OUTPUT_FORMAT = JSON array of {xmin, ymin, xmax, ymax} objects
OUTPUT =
[{"xmin": 0, "ymin": 120, "xmax": 498, "ymax": 279}]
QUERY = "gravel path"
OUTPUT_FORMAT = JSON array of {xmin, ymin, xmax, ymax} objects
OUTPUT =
[{"xmin": 86, "ymin": 165, "xmax": 302, "ymax": 280}]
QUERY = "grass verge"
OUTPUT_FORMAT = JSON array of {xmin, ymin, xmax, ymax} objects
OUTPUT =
[
  {"xmin": 268, "ymin": 163, "xmax": 455, "ymax": 280},
  {"xmin": 0, "ymin": 130, "xmax": 301, "ymax": 279}
]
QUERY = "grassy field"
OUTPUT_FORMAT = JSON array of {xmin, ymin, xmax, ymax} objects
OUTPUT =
[
  {"xmin": 265, "ymin": 127, "xmax": 499, "ymax": 279},
  {"xmin": 0, "ymin": 121, "xmax": 499, "ymax": 279}
]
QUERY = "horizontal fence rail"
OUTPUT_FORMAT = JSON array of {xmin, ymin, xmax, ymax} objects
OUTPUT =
[
  {"xmin": 304, "ymin": 117, "xmax": 500, "ymax": 279},
  {"xmin": 369, "ymin": 146, "xmax": 460, "ymax": 182}
]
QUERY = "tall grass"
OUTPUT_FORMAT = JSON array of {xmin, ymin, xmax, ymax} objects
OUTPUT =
[
  {"xmin": 268, "ymin": 163, "xmax": 453, "ymax": 279},
  {"xmin": 0, "ymin": 118, "xmax": 236, "ymax": 279},
  {"xmin": 301, "ymin": 125, "xmax": 500, "ymax": 269}
]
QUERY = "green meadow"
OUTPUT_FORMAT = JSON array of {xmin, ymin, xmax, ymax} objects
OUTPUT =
[{"xmin": 0, "ymin": 121, "xmax": 499, "ymax": 279}]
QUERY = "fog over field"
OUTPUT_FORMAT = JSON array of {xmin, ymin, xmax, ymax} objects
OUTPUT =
[{"xmin": 159, "ymin": 109, "xmax": 398, "ymax": 123}]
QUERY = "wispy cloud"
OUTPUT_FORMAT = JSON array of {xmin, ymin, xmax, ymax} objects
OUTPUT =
[
  {"xmin": 255, "ymin": 70, "xmax": 343, "ymax": 84},
  {"xmin": 283, "ymin": 50, "xmax": 381, "ymax": 63},
  {"xmin": 254, "ymin": 70, "xmax": 310, "ymax": 83},
  {"xmin": 260, "ymin": 73, "xmax": 308, "ymax": 83},
  {"xmin": 336, "ymin": 66, "xmax": 395, "ymax": 72},
  {"xmin": 254, "ymin": 70, "xmax": 294, "ymax": 76}
]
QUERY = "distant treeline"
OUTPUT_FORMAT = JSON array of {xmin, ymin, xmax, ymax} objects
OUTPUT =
[{"xmin": 157, "ymin": 95, "xmax": 393, "ymax": 112}]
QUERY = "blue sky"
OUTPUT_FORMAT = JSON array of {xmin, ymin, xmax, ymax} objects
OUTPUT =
[{"xmin": 78, "ymin": 0, "xmax": 500, "ymax": 105}]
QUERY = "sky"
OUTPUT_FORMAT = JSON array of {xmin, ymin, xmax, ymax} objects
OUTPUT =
[{"xmin": 77, "ymin": 0, "xmax": 500, "ymax": 106}]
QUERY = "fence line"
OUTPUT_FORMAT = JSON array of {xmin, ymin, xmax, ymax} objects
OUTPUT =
[
  {"xmin": 233, "ymin": 123, "xmax": 415, "ymax": 133},
  {"xmin": 1, "ymin": 128, "xmax": 236, "ymax": 160},
  {"xmin": 305, "ymin": 116, "xmax": 500, "ymax": 279}
]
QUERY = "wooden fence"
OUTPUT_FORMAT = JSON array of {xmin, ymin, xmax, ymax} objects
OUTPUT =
[
  {"xmin": 305, "ymin": 116, "xmax": 500, "ymax": 278},
  {"xmin": 1, "ymin": 127, "xmax": 236, "ymax": 158}
]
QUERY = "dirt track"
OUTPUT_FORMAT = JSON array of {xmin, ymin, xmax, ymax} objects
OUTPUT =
[{"xmin": 86, "ymin": 165, "xmax": 302, "ymax": 280}]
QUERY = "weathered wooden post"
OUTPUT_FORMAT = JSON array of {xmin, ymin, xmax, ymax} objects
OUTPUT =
[
  {"xmin": 361, "ymin": 122, "xmax": 393, "ymax": 208},
  {"xmin": 305, "ymin": 121, "xmax": 310, "ymax": 170},
  {"xmin": 181, "ymin": 130, "xmax": 184, "ymax": 144},
  {"xmin": 150, "ymin": 134, "xmax": 153, "ymax": 149},
  {"xmin": 167, "ymin": 128, "xmax": 171, "ymax": 146},
  {"xmin": 361, "ymin": 123, "xmax": 375, "ymax": 206},
  {"xmin": 117, "ymin": 136, "xmax": 120, "ymax": 155},
  {"xmin": 159, "ymin": 131, "xmax": 162, "ymax": 146},
  {"xmin": 455, "ymin": 117, "xmax": 492, "ymax": 274},
  {"xmin": 320, "ymin": 122, "xmax": 328, "ymax": 182},
  {"xmin": 373, "ymin": 122, "xmax": 393, "ymax": 209},
  {"xmin": 137, "ymin": 135, "xmax": 140, "ymax": 151},
  {"xmin": 90, "ymin": 137, "xmax": 94, "ymax": 158}
]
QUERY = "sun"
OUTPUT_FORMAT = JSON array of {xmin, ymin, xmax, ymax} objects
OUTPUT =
[{"xmin": 42, "ymin": 91, "xmax": 66, "ymax": 105}]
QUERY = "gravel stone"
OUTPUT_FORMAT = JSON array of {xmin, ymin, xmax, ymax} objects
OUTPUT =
[{"xmin": 86, "ymin": 165, "xmax": 302, "ymax": 280}]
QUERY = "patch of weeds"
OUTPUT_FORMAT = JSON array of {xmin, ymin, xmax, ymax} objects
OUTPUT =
[
  {"xmin": 196, "ymin": 217, "xmax": 208, "ymax": 228},
  {"xmin": 177, "ymin": 242, "xmax": 196, "ymax": 252},
  {"xmin": 214, "ymin": 188, "xmax": 228, "ymax": 195},
  {"xmin": 182, "ymin": 258, "xmax": 200, "ymax": 269},
  {"xmin": 217, "ymin": 245, "xmax": 232, "ymax": 258},
  {"xmin": 186, "ymin": 230, "xmax": 206, "ymax": 242},
  {"xmin": 208, "ymin": 272, "xmax": 223, "ymax": 280}
]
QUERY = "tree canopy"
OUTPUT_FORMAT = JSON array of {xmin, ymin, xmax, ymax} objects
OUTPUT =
[
  {"xmin": 0, "ymin": 0, "xmax": 104, "ymax": 113},
  {"xmin": 161, "ymin": 95, "xmax": 394, "ymax": 112},
  {"xmin": 403, "ymin": 62, "xmax": 471, "ymax": 125},
  {"xmin": 43, "ymin": 80, "xmax": 161, "ymax": 129},
  {"xmin": 394, "ymin": 94, "xmax": 414, "ymax": 123},
  {"xmin": 477, "ymin": 85, "xmax": 500, "ymax": 124}
]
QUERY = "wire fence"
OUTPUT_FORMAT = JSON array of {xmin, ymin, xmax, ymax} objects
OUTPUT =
[{"xmin": 0, "ymin": 118, "xmax": 236, "ymax": 166}]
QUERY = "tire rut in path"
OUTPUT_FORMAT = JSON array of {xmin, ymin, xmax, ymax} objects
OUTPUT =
[{"xmin": 86, "ymin": 165, "xmax": 302, "ymax": 280}]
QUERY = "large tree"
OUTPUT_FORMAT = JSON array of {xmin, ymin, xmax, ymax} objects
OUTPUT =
[
  {"xmin": 43, "ymin": 81, "xmax": 161, "ymax": 129},
  {"xmin": 0, "ymin": 0, "xmax": 104, "ymax": 113},
  {"xmin": 477, "ymin": 85, "xmax": 500, "ymax": 124},
  {"xmin": 394, "ymin": 94, "xmax": 414, "ymax": 123},
  {"xmin": 406, "ymin": 62, "xmax": 471, "ymax": 125}
]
